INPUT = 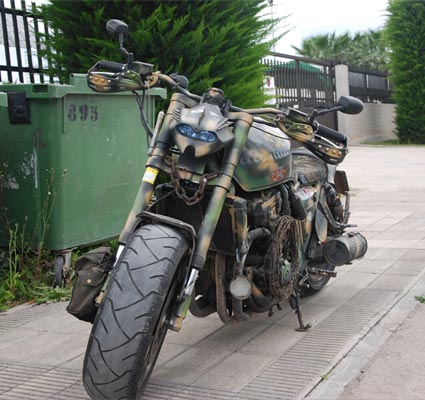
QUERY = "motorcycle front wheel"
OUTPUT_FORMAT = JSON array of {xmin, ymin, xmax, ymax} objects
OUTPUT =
[{"xmin": 82, "ymin": 223, "xmax": 189, "ymax": 400}]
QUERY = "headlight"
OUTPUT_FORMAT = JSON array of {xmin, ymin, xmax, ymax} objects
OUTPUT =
[{"xmin": 176, "ymin": 124, "xmax": 217, "ymax": 143}]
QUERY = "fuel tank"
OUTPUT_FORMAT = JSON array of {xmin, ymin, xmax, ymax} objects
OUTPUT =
[{"xmin": 234, "ymin": 122, "xmax": 292, "ymax": 192}]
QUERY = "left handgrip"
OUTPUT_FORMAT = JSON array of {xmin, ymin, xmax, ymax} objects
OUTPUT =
[{"xmin": 96, "ymin": 60, "xmax": 126, "ymax": 72}]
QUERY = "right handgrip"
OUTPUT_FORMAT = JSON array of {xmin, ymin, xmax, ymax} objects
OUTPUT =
[
  {"xmin": 315, "ymin": 123, "xmax": 347, "ymax": 146},
  {"xmin": 96, "ymin": 60, "xmax": 126, "ymax": 73}
]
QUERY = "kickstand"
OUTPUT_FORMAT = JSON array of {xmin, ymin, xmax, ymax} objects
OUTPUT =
[{"xmin": 289, "ymin": 290, "xmax": 311, "ymax": 332}]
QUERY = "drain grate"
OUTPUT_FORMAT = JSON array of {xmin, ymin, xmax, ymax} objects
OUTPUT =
[
  {"xmin": 144, "ymin": 382, "xmax": 236, "ymax": 400},
  {"xmin": 238, "ymin": 289, "xmax": 397, "ymax": 400},
  {"xmin": 0, "ymin": 364, "xmax": 82, "ymax": 400},
  {"xmin": 0, "ymin": 289, "xmax": 397, "ymax": 400},
  {"xmin": 143, "ymin": 289, "xmax": 397, "ymax": 400},
  {"xmin": 0, "ymin": 302, "xmax": 67, "ymax": 332}
]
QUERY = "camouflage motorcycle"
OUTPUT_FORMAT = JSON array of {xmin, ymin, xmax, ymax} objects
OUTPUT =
[{"xmin": 81, "ymin": 20, "xmax": 367, "ymax": 400}]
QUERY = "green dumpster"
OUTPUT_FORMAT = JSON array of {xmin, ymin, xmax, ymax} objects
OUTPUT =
[{"xmin": 0, "ymin": 74, "xmax": 166, "ymax": 254}]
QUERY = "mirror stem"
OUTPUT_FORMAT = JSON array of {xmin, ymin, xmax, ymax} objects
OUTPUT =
[
  {"xmin": 118, "ymin": 33, "xmax": 124, "ymax": 49},
  {"xmin": 309, "ymin": 105, "xmax": 345, "ymax": 124}
]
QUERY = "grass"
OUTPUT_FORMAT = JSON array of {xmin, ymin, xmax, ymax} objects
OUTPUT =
[
  {"xmin": 0, "ymin": 169, "xmax": 75, "ymax": 311},
  {"xmin": 321, "ymin": 372, "xmax": 330, "ymax": 381},
  {"xmin": 415, "ymin": 295, "xmax": 425, "ymax": 304},
  {"xmin": 0, "ymin": 225, "xmax": 117, "ymax": 312},
  {"xmin": 0, "ymin": 233, "xmax": 72, "ymax": 312},
  {"xmin": 31, "ymin": 285, "xmax": 72, "ymax": 305}
]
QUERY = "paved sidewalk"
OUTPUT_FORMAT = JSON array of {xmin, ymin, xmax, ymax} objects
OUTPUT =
[
  {"xmin": 1, "ymin": 145, "xmax": 425, "ymax": 400},
  {"xmin": 339, "ymin": 302, "xmax": 425, "ymax": 400},
  {"xmin": 307, "ymin": 257, "xmax": 425, "ymax": 400}
]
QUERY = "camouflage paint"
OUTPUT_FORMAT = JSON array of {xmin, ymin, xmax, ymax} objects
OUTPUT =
[
  {"xmin": 234, "ymin": 123, "xmax": 292, "ymax": 192},
  {"xmin": 119, "ymin": 92, "xmax": 197, "ymax": 243},
  {"xmin": 191, "ymin": 113, "xmax": 253, "ymax": 270}
]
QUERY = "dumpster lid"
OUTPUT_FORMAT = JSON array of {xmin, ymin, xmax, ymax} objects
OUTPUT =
[{"xmin": 0, "ymin": 74, "xmax": 167, "ymax": 99}]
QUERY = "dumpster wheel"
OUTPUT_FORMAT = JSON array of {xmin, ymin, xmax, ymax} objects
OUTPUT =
[{"xmin": 53, "ymin": 250, "xmax": 73, "ymax": 288}]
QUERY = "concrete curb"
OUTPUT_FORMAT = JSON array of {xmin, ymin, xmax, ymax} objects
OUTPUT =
[{"xmin": 305, "ymin": 264, "xmax": 425, "ymax": 399}]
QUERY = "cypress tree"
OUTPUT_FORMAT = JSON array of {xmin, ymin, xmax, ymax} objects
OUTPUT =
[
  {"xmin": 41, "ymin": 0, "xmax": 279, "ymax": 108},
  {"xmin": 386, "ymin": 0, "xmax": 425, "ymax": 143}
]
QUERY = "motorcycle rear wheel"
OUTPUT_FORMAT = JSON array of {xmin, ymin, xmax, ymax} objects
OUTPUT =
[
  {"xmin": 82, "ymin": 223, "xmax": 189, "ymax": 400},
  {"xmin": 300, "ymin": 262, "xmax": 335, "ymax": 297}
]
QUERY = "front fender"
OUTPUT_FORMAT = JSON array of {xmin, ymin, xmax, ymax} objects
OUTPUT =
[{"xmin": 136, "ymin": 211, "xmax": 196, "ymax": 263}]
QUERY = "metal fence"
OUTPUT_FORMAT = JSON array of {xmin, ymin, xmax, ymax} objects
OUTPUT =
[
  {"xmin": 262, "ymin": 52, "xmax": 336, "ymax": 109},
  {"xmin": 262, "ymin": 52, "xmax": 337, "ymax": 129},
  {"xmin": 348, "ymin": 66, "xmax": 392, "ymax": 103},
  {"xmin": 0, "ymin": 0, "xmax": 54, "ymax": 83}
]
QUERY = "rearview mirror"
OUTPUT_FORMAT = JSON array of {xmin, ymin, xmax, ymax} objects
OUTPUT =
[
  {"xmin": 336, "ymin": 96, "xmax": 364, "ymax": 115},
  {"xmin": 105, "ymin": 19, "xmax": 133, "ymax": 65},
  {"xmin": 106, "ymin": 19, "xmax": 128, "ymax": 40}
]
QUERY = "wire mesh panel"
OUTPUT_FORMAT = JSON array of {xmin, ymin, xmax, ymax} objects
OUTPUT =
[
  {"xmin": 262, "ymin": 52, "xmax": 336, "ymax": 109},
  {"xmin": 0, "ymin": 0, "xmax": 54, "ymax": 83}
]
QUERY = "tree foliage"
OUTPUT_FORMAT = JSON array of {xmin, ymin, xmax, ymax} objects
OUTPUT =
[
  {"xmin": 292, "ymin": 30, "xmax": 389, "ymax": 71},
  {"xmin": 386, "ymin": 0, "xmax": 425, "ymax": 143},
  {"xmin": 41, "ymin": 0, "xmax": 279, "ymax": 108}
]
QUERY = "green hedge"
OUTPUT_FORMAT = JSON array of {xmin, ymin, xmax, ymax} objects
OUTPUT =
[
  {"xmin": 41, "ymin": 0, "xmax": 279, "ymax": 108},
  {"xmin": 386, "ymin": 0, "xmax": 425, "ymax": 143}
]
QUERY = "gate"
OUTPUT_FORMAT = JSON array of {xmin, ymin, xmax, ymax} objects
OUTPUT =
[
  {"xmin": 0, "ymin": 0, "xmax": 54, "ymax": 83},
  {"xmin": 263, "ymin": 52, "xmax": 337, "ymax": 129}
]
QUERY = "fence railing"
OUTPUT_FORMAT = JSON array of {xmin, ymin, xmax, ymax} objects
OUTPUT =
[
  {"xmin": 0, "ymin": 0, "xmax": 54, "ymax": 83},
  {"xmin": 348, "ymin": 65, "xmax": 392, "ymax": 103},
  {"xmin": 262, "ymin": 52, "xmax": 336, "ymax": 109}
]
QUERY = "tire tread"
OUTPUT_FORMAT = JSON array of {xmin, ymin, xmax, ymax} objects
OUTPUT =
[{"xmin": 82, "ymin": 224, "xmax": 188, "ymax": 399}]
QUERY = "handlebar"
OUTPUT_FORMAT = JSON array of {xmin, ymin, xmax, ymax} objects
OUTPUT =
[
  {"xmin": 156, "ymin": 72, "xmax": 348, "ymax": 146},
  {"xmin": 89, "ymin": 60, "xmax": 348, "ymax": 149},
  {"xmin": 96, "ymin": 60, "xmax": 127, "ymax": 73},
  {"xmin": 313, "ymin": 121, "xmax": 347, "ymax": 146},
  {"xmin": 157, "ymin": 73, "xmax": 202, "ymax": 102}
]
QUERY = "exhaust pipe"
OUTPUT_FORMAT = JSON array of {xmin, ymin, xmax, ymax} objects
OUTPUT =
[{"xmin": 323, "ymin": 232, "xmax": 368, "ymax": 266}]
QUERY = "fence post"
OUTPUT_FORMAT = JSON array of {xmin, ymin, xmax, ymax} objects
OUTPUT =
[{"xmin": 335, "ymin": 64, "xmax": 350, "ymax": 134}]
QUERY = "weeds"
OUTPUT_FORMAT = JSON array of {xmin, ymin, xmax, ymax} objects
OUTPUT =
[
  {"xmin": 31, "ymin": 285, "xmax": 72, "ymax": 305},
  {"xmin": 415, "ymin": 295, "xmax": 425, "ymax": 304},
  {"xmin": 0, "ymin": 169, "xmax": 64, "ymax": 311},
  {"xmin": 0, "ymin": 168, "xmax": 117, "ymax": 312},
  {"xmin": 0, "ymin": 221, "xmax": 58, "ymax": 311},
  {"xmin": 0, "ymin": 224, "xmax": 29, "ymax": 310}
]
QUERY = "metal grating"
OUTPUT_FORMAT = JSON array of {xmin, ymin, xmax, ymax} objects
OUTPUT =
[
  {"xmin": 0, "ymin": 302, "xmax": 67, "ymax": 332},
  {"xmin": 238, "ymin": 289, "xmax": 397, "ymax": 400},
  {"xmin": 0, "ymin": 364, "xmax": 83, "ymax": 400},
  {"xmin": 0, "ymin": 289, "xmax": 398, "ymax": 399}
]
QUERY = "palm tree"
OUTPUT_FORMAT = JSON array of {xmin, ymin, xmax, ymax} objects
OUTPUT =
[
  {"xmin": 292, "ymin": 32, "xmax": 351, "ymax": 62},
  {"xmin": 292, "ymin": 30, "xmax": 389, "ymax": 71}
]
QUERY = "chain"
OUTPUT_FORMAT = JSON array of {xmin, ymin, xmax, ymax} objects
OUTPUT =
[
  {"xmin": 169, "ymin": 160, "xmax": 218, "ymax": 206},
  {"xmin": 264, "ymin": 215, "xmax": 303, "ymax": 301}
]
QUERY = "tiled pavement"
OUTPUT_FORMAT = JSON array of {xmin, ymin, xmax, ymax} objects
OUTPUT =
[{"xmin": 1, "ymin": 145, "xmax": 425, "ymax": 399}]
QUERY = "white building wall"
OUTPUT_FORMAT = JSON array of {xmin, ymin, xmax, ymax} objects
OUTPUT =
[
  {"xmin": 335, "ymin": 64, "xmax": 397, "ymax": 144},
  {"xmin": 341, "ymin": 103, "xmax": 397, "ymax": 144}
]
